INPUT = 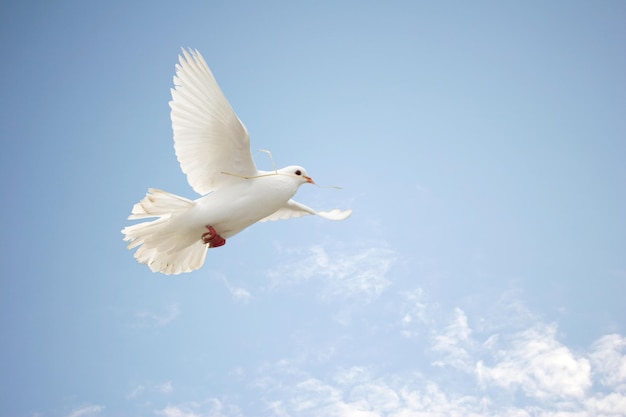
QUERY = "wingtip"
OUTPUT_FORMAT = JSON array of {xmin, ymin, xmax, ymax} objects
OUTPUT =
[
  {"xmin": 179, "ymin": 47, "xmax": 202, "ymax": 62},
  {"xmin": 317, "ymin": 208, "xmax": 352, "ymax": 221}
]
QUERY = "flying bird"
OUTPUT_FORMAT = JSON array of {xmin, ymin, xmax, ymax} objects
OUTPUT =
[{"xmin": 122, "ymin": 49, "xmax": 352, "ymax": 275}]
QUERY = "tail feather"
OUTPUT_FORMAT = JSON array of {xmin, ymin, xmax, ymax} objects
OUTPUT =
[
  {"xmin": 133, "ymin": 240, "xmax": 208, "ymax": 275},
  {"xmin": 122, "ymin": 189, "xmax": 208, "ymax": 275},
  {"xmin": 129, "ymin": 188, "xmax": 194, "ymax": 220}
]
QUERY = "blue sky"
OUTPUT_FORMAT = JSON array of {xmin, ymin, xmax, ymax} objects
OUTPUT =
[{"xmin": 1, "ymin": 1, "xmax": 625, "ymax": 416}]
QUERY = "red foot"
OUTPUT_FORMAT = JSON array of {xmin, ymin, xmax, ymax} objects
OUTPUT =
[{"xmin": 201, "ymin": 225, "xmax": 226, "ymax": 248}]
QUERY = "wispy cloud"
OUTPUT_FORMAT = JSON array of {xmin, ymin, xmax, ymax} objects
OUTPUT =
[
  {"xmin": 158, "ymin": 381, "xmax": 175, "ymax": 394},
  {"xmin": 399, "ymin": 288, "xmax": 432, "ymax": 338},
  {"xmin": 158, "ymin": 405, "xmax": 199, "ymax": 417},
  {"xmin": 589, "ymin": 334, "xmax": 626, "ymax": 392},
  {"xmin": 258, "ymin": 371, "xmax": 489, "ymax": 417},
  {"xmin": 127, "ymin": 384, "xmax": 145, "ymax": 399},
  {"xmin": 246, "ymin": 301, "xmax": 626, "ymax": 417},
  {"xmin": 127, "ymin": 380, "xmax": 174, "ymax": 399},
  {"xmin": 156, "ymin": 398, "xmax": 242, "ymax": 417},
  {"xmin": 474, "ymin": 289, "xmax": 539, "ymax": 333},
  {"xmin": 253, "ymin": 345, "xmax": 625, "ymax": 416},
  {"xmin": 476, "ymin": 323, "xmax": 592, "ymax": 401},
  {"xmin": 136, "ymin": 303, "xmax": 180, "ymax": 327},
  {"xmin": 215, "ymin": 272, "xmax": 252, "ymax": 303},
  {"xmin": 158, "ymin": 404, "xmax": 201, "ymax": 417},
  {"xmin": 431, "ymin": 307, "xmax": 473, "ymax": 370},
  {"xmin": 121, "ymin": 285, "xmax": 624, "ymax": 417},
  {"xmin": 267, "ymin": 243, "xmax": 396, "ymax": 301},
  {"xmin": 65, "ymin": 405, "xmax": 104, "ymax": 417}
]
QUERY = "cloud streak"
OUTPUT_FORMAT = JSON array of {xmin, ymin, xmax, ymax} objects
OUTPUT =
[
  {"xmin": 431, "ymin": 307, "xmax": 473, "ymax": 370},
  {"xmin": 254, "ymin": 340, "xmax": 624, "ymax": 416},
  {"xmin": 215, "ymin": 272, "xmax": 252, "ymax": 303},
  {"xmin": 267, "ymin": 243, "xmax": 396, "ymax": 301},
  {"xmin": 246, "ymin": 302, "xmax": 626, "ymax": 417},
  {"xmin": 127, "ymin": 380, "xmax": 174, "ymax": 400},
  {"xmin": 136, "ymin": 303, "xmax": 180, "ymax": 327},
  {"xmin": 589, "ymin": 334, "xmax": 626, "ymax": 392},
  {"xmin": 156, "ymin": 398, "xmax": 242, "ymax": 417},
  {"xmin": 66, "ymin": 405, "xmax": 104, "ymax": 417},
  {"xmin": 89, "ymin": 286, "xmax": 625, "ymax": 417}
]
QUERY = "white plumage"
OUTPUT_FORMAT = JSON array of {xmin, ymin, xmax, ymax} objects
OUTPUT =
[{"xmin": 122, "ymin": 49, "xmax": 351, "ymax": 275}]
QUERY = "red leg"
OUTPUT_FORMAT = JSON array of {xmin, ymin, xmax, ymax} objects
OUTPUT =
[{"xmin": 201, "ymin": 225, "xmax": 226, "ymax": 248}]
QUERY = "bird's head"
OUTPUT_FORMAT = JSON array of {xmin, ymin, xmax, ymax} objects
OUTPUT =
[{"xmin": 279, "ymin": 165, "xmax": 315, "ymax": 185}]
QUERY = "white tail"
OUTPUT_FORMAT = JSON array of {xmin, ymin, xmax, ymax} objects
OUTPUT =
[
  {"xmin": 128, "ymin": 188, "xmax": 194, "ymax": 219},
  {"xmin": 122, "ymin": 189, "xmax": 208, "ymax": 275}
]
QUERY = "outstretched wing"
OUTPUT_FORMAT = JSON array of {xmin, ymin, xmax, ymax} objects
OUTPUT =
[
  {"xmin": 170, "ymin": 49, "xmax": 257, "ymax": 195},
  {"xmin": 259, "ymin": 199, "xmax": 352, "ymax": 222}
]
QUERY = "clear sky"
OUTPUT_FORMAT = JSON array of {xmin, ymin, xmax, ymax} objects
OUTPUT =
[{"xmin": 1, "ymin": 1, "xmax": 625, "ymax": 416}]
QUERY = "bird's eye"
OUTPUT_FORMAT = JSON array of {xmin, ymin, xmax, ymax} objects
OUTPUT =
[{"xmin": 295, "ymin": 170, "xmax": 302, "ymax": 176}]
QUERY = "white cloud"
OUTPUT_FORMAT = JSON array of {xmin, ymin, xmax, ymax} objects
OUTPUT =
[
  {"xmin": 268, "ymin": 243, "xmax": 396, "ymax": 300},
  {"xmin": 399, "ymin": 288, "xmax": 432, "ymax": 338},
  {"xmin": 278, "ymin": 377, "xmax": 380, "ymax": 417},
  {"xmin": 254, "ymin": 358, "xmax": 626, "ymax": 417},
  {"xmin": 158, "ymin": 404, "xmax": 202, "ymax": 417},
  {"xmin": 158, "ymin": 381, "xmax": 175, "ymax": 394},
  {"xmin": 244, "ymin": 297, "xmax": 625, "ymax": 417},
  {"xmin": 157, "ymin": 398, "xmax": 241, "ymax": 417},
  {"xmin": 583, "ymin": 392, "xmax": 626, "ymax": 416},
  {"xmin": 349, "ymin": 381, "xmax": 401, "ymax": 412},
  {"xmin": 127, "ymin": 380, "xmax": 174, "ymax": 399},
  {"xmin": 334, "ymin": 366, "xmax": 371, "ymax": 386},
  {"xmin": 215, "ymin": 273, "xmax": 252, "ymax": 303},
  {"xmin": 474, "ymin": 289, "xmax": 539, "ymax": 333},
  {"xmin": 127, "ymin": 384, "xmax": 145, "ymax": 399},
  {"xmin": 431, "ymin": 307, "xmax": 473, "ymax": 370},
  {"xmin": 230, "ymin": 366, "xmax": 246, "ymax": 380},
  {"xmin": 259, "ymin": 371, "xmax": 490, "ymax": 417},
  {"xmin": 136, "ymin": 303, "xmax": 180, "ymax": 327},
  {"xmin": 476, "ymin": 323, "xmax": 592, "ymax": 401},
  {"xmin": 125, "ymin": 289, "xmax": 624, "ymax": 417},
  {"xmin": 589, "ymin": 334, "xmax": 626, "ymax": 392},
  {"xmin": 66, "ymin": 405, "xmax": 104, "ymax": 417}
]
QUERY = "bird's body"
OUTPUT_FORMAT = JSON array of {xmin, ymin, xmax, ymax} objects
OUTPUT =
[
  {"xmin": 122, "ymin": 49, "xmax": 351, "ymax": 275},
  {"xmin": 173, "ymin": 167, "xmax": 307, "ymax": 240}
]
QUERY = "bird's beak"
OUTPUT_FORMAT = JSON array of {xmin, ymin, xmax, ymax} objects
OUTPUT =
[{"xmin": 304, "ymin": 175, "xmax": 315, "ymax": 184}]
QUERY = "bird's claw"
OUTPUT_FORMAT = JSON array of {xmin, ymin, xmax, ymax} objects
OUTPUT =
[{"xmin": 201, "ymin": 225, "xmax": 226, "ymax": 248}]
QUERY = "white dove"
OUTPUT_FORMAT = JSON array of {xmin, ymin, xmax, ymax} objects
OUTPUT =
[{"xmin": 122, "ymin": 49, "xmax": 352, "ymax": 275}]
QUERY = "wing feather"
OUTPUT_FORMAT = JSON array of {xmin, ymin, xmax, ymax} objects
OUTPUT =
[
  {"xmin": 260, "ymin": 199, "xmax": 352, "ymax": 222},
  {"xmin": 170, "ymin": 49, "xmax": 257, "ymax": 195}
]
